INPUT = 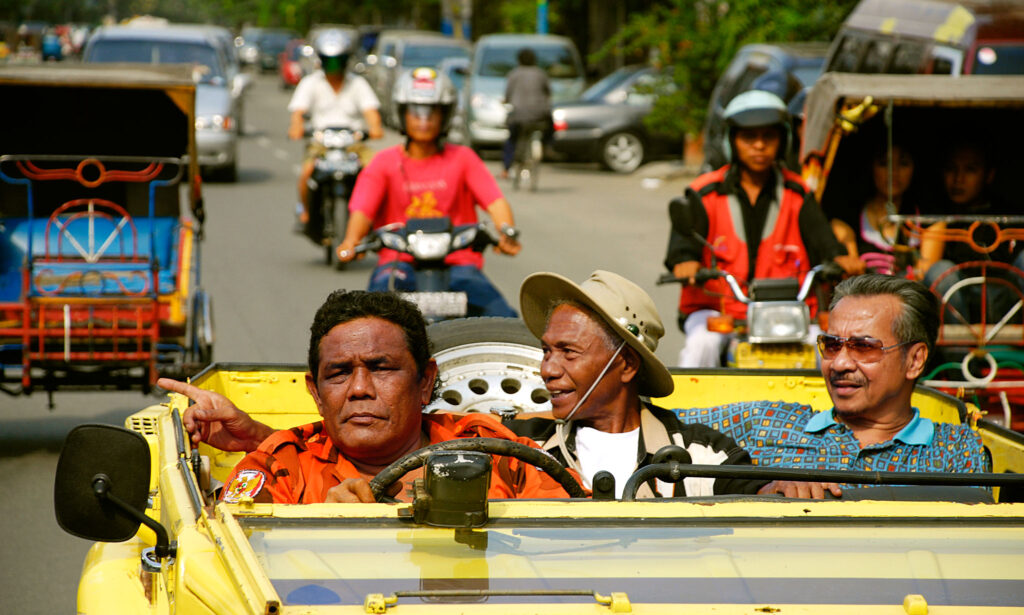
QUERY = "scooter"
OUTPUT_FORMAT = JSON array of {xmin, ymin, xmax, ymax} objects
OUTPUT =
[
  {"xmin": 658, "ymin": 263, "xmax": 839, "ymax": 369},
  {"xmin": 303, "ymin": 127, "xmax": 364, "ymax": 269},
  {"xmin": 353, "ymin": 216, "xmax": 518, "ymax": 321}
]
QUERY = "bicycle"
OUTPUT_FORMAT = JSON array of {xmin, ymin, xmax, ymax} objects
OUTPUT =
[{"xmin": 510, "ymin": 120, "xmax": 545, "ymax": 192}]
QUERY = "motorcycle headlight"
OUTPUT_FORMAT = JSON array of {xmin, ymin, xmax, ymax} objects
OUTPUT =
[
  {"xmin": 408, "ymin": 231, "xmax": 452, "ymax": 261},
  {"xmin": 746, "ymin": 302, "xmax": 809, "ymax": 344}
]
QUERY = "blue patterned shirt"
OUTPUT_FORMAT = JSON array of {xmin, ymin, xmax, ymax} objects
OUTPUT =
[{"xmin": 676, "ymin": 401, "xmax": 989, "ymax": 483}]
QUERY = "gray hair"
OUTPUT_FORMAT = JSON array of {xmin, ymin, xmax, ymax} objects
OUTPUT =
[{"xmin": 829, "ymin": 274, "xmax": 938, "ymax": 358}]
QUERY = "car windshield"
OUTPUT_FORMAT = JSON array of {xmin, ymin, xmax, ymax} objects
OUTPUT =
[
  {"xmin": 479, "ymin": 44, "xmax": 580, "ymax": 78},
  {"xmin": 581, "ymin": 67, "xmax": 641, "ymax": 101},
  {"xmin": 239, "ymin": 516, "xmax": 1023, "ymax": 607},
  {"xmin": 88, "ymin": 39, "xmax": 225, "ymax": 83},
  {"xmin": 259, "ymin": 32, "xmax": 293, "ymax": 51},
  {"xmin": 402, "ymin": 43, "xmax": 469, "ymax": 67},
  {"xmin": 971, "ymin": 44, "xmax": 1024, "ymax": 75}
]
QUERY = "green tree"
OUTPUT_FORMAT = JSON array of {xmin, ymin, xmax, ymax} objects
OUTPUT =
[{"xmin": 595, "ymin": 0, "xmax": 856, "ymax": 139}]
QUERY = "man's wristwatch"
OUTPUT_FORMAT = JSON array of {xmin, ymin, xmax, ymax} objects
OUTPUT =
[{"xmin": 499, "ymin": 224, "xmax": 521, "ymax": 240}]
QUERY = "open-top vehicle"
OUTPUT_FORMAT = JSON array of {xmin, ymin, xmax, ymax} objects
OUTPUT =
[
  {"xmin": 801, "ymin": 73, "xmax": 1024, "ymax": 430},
  {"xmin": 56, "ymin": 350, "xmax": 1024, "ymax": 613},
  {"xmin": 0, "ymin": 64, "xmax": 212, "ymax": 400}
]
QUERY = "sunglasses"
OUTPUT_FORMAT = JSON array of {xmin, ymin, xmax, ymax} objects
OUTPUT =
[{"xmin": 816, "ymin": 334, "xmax": 918, "ymax": 363}]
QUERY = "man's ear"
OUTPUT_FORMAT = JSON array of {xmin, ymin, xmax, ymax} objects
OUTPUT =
[
  {"xmin": 619, "ymin": 346, "xmax": 641, "ymax": 385},
  {"xmin": 905, "ymin": 342, "xmax": 928, "ymax": 380},
  {"xmin": 420, "ymin": 359, "xmax": 439, "ymax": 406},
  {"xmin": 306, "ymin": 372, "xmax": 326, "ymax": 418}
]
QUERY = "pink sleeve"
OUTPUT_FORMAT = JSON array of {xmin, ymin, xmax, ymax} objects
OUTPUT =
[
  {"xmin": 459, "ymin": 147, "xmax": 504, "ymax": 210},
  {"xmin": 348, "ymin": 151, "xmax": 391, "ymax": 218}
]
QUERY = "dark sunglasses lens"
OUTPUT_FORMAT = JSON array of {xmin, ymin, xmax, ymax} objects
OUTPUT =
[
  {"xmin": 818, "ymin": 335, "xmax": 843, "ymax": 357},
  {"xmin": 848, "ymin": 338, "xmax": 883, "ymax": 361}
]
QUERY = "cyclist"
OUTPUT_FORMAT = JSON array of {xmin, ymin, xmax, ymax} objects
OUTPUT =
[
  {"xmin": 502, "ymin": 48, "xmax": 551, "ymax": 179},
  {"xmin": 288, "ymin": 29, "xmax": 382, "ymax": 234},
  {"xmin": 664, "ymin": 90, "xmax": 861, "ymax": 367},
  {"xmin": 336, "ymin": 67, "xmax": 521, "ymax": 317}
]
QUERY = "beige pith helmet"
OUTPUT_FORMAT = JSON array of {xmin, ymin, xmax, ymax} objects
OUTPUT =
[{"xmin": 520, "ymin": 270, "xmax": 674, "ymax": 398}]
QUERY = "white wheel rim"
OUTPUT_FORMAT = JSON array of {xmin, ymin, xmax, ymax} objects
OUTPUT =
[{"xmin": 426, "ymin": 342, "xmax": 551, "ymax": 414}]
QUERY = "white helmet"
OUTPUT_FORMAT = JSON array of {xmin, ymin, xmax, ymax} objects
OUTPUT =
[
  {"xmin": 392, "ymin": 67, "xmax": 458, "ymax": 134},
  {"xmin": 314, "ymin": 29, "xmax": 354, "ymax": 72}
]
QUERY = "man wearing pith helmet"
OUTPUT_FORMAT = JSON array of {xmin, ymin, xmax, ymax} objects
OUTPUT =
[{"xmin": 510, "ymin": 269, "xmax": 769, "ymax": 498}]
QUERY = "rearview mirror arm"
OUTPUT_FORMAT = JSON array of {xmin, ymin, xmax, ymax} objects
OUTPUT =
[{"xmin": 92, "ymin": 474, "xmax": 175, "ymax": 559}]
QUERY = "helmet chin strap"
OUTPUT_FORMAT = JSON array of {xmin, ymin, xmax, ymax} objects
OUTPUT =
[{"xmin": 554, "ymin": 340, "xmax": 626, "ymax": 476}]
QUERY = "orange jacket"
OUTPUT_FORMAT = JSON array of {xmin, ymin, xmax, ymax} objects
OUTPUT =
[
  {"xmin": 678, "ymin": 165, "xmax": 812, "ymax": 320},
  {"xmin": 222, "ymin": 413, "xmax": 572, "ymax": 503}
]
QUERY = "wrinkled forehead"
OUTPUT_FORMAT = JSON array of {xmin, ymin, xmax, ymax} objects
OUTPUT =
[{"xmin": 828, "ymin": 295, "xmax": 900, "ymax": 340}]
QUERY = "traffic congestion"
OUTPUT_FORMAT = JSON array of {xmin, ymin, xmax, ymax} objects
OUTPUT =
[{"xmin": 4, "ymin": 1, "xmax": 1024, "ymax": 613}]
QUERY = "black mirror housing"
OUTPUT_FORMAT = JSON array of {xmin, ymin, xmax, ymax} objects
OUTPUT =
[{"xmin": 54, "ymin": 424, "xmax": 151, "ymax": 542}]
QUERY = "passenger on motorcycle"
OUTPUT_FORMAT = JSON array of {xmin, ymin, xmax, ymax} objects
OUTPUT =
[
  {"xmin": 664, "ymin": 90, "xmax": 862, "ymax": 367},
  {"xmin": 288, "ymin": 29, "xmax": 383, "ymax": 229},
  {"xmin": 336, "ymin": 67, "xmax": 521, "ymax": 318}
]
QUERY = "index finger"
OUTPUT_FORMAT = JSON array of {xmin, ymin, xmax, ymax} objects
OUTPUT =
[{"xmin": 156, "ymin": 377, "xmax": 206, "ymax": 402}]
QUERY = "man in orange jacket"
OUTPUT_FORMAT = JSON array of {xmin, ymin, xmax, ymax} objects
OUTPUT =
[
  {"xmin": 664, "ymin": 90, "xmax": 861, "ymax": 367},
  {"xmin": 159, "ymin": 290, "xmax": 568, "ymax": 503}
]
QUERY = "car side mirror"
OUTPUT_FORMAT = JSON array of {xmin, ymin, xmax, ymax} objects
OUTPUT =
[
  {"xmin": 54, "ymin": 424, "xmax": 151, "ymax": 543},
  {"xmin": 453, "ymin": 65, "xmax": 468, "ymax": 77}
]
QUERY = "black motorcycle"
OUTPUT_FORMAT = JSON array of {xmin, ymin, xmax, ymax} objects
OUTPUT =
[
  {"xmin": 354, "ymin": 216, "xmax": 517, "ymax": 321},
  {"xmin": 304, "ymin": 127, "xmax": 364, "ymax": 269}
]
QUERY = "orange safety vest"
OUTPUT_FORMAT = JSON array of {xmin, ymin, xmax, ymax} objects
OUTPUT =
[
  {"xmin": 222, "ymin": 414, "xmax": 573, "ymax": 503},
  {"xmin": 678, "ymin": 165, "xmax": 813, "ymax": 320}
]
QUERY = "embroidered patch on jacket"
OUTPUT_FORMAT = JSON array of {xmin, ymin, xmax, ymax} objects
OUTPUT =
[{"xmin": 223, "ymin": 469, "xmax": 266, "ymax": 502}]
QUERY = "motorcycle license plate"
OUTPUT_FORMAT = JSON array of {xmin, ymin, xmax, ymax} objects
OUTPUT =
[{"xmin": 400, "ymin": 292, "xmax": 467, "ymax": 318}]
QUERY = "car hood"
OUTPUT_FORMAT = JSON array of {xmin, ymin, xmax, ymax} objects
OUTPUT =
[{"xmin": 196, "ymin": 83, "xmax": 232, "ymax": 116}]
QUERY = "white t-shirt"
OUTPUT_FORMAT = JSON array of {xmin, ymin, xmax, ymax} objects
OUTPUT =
[
  {"xmin": 575, "ymin": 426, "xmax": 640, "ymax": 499},
  {"xmin": 288, "ymin": 71, "xmax": 380, "ymax": 130},
  {"xmin": 576, "ymin": 425, "xmax": 681, "ymax": 499}
]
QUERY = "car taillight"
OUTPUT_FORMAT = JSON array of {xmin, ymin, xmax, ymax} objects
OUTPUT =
[{"xmin": 552, "ymin": 109, "xmax": 567, "ymax": 132}]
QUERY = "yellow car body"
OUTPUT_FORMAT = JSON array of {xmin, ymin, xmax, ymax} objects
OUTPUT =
[{"xmin": 62, "ymin": 363, "xmax": 1024, "ymax": 614}]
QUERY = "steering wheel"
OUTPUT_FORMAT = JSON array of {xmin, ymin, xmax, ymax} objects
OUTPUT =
[{"xmin": 368, "ymin": 437, "xmax": 587, "ymax": 502}]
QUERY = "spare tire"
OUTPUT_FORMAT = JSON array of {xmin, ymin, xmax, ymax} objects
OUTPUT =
[{"xmin": 426, "ymin": 317, "xmax": 550, "ymax": 415}]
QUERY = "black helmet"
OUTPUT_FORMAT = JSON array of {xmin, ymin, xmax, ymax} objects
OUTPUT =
[{"xmin": 392, "ymin": 67, "xmax": 458, "ymax": 135}]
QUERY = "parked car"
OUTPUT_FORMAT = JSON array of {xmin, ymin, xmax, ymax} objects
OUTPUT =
[
  {"xmin": 701, "ymin": 42, "xmax": 828, "ymax": 171},
  {"xmin": 826, "ymin": 0, "xmax": 1024, "ymax": 76},
  {"xmin": 463, "ymin": 33, "xmax": 585, "ymax": 150},
  {"xmin": 84, "ymin": 25, "xmax": 240, "ymax": 181},
  {"xmin": 279, "ymin": 38, "xmax": 311, "ymax": 88},
  {"xmin": 551, "ymin": 65, "xmax": 680, "ymax": 173},
  {"xmin": 380, "ymin": 35, "xmax": 471, "ymax": 126}
]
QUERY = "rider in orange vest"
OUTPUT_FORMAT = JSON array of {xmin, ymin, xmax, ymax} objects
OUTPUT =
[{"xmin": 664, "ymin": 90, "xmax": 861, "ymax": 367}]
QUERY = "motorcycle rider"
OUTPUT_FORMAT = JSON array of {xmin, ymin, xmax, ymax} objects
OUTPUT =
[
  {"xmin": 664, "ymin": 90, "xmax": 861, "ymax": 367},
  {"xmin": 288, "ymin": 29, "xmax": 383, "ymax": 235},
  {"xmin": 336, "ymin": 67, "xmax": 521, "ymax": 317}
]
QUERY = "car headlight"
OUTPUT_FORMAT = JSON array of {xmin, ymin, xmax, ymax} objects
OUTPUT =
[
  {"xmin": 195, "ymin": 115, "xmax": 233, "ymax": 131},
  {"xmin": 470, "ymin": 93, "xmax": 501, "ymax": 112},
  {"xmin": 408, "ymin": 231, "xmax": 452, "ymax": 261},
  {"xmin": 746, "ymin": 302, "xmax": 809, "ymax": 343}
]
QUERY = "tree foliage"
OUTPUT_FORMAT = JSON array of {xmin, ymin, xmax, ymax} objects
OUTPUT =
[{"xmin": 594, "ymin": 0, "xmax": 857, "ymax": 138}]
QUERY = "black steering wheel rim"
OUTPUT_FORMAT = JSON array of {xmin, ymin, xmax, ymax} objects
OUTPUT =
[{"xmin": 368, "ymin": 437, "xmax": 587, "ymax": 501}]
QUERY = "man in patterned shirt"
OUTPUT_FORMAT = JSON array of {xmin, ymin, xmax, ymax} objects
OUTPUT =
[{"xmin": 677, "ymin": 274, "xmax": 989, "ymax": 497}]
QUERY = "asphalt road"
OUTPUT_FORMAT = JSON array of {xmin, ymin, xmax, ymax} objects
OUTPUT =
[{"xmin": 0, "ymin": 72, "xmax": 692, "ymax": 613}]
